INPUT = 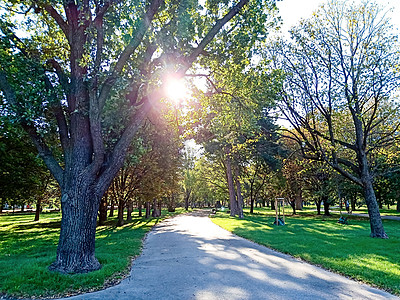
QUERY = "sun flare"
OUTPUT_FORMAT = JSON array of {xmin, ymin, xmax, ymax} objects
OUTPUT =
[{"xmin": 165, "ymin": 77, "xmax": 189, "ymax": 103}]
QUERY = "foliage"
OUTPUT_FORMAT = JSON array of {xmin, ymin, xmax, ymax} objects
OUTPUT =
[
  {"xmin": 0, "ymin": 117, "xmax": 52, "ymax": 208},
  {"xmin": 0, "ymin": 0, "xmax": 280, "ymax": 272}
]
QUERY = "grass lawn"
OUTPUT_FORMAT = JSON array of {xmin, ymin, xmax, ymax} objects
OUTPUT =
[
  {"xmin": 211, "ymin": 209, "xmax": 400, "ymax": 295},
  {"xmin": 0, "ymin": 208, "xmax": 188, "ymax": 298}
]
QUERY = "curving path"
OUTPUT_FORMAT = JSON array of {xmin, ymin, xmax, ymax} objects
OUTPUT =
[{"xmin": 61, "ymin": 210, "xmax": 398, "ymax": 300}]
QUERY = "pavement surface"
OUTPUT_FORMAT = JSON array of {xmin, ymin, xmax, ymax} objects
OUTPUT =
[
  {"xmin": 60, "ymin": 210, "xmax": 398, "ymax": 300},
  {"xmin": 344, "ymin": 212, "xmax": 400, "ymax": 221}
]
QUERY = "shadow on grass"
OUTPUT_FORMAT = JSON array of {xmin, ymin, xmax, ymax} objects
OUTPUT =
[{"xmin": 212, "ymin": 212, "xmax": 400, "ymax": 295}]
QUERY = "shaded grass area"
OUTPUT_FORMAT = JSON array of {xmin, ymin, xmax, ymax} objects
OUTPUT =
[
  {"xmin": 211, "ymin": 210, "xmax": 400, "ymax": 295},
  {"xmin": 0, "ymin": 208, "xmax": 188, "ymax": 298}
]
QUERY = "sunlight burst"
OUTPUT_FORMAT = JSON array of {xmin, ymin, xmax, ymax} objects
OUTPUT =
[{"xmin": 165, "ymin": 77, "xmax": 189, "ymax": 103}]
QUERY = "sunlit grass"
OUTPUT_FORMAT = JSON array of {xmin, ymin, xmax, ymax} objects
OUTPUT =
[
  {"xmin": 211, "ymin": 210, "xmax": 400, "ymax": 295},
  {"xmin": 0, "ymin": 208, "xmax": 188, "ymax": 298}
]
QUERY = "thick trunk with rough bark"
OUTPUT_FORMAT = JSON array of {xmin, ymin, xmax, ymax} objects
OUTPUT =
[
  {"xmin": 397, "ymin": 199, "xmax": 400, "ymax": 212},
  {"xmin": 49, "ymin": 186, "xmax": 101, "ymax": 274}
]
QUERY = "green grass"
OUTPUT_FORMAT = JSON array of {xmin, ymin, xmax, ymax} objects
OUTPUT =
[
  {"xmin": 211, "ymin": 209, "xmax": 400, "ymax": 295},
  {"xmin": 0, "ymin": 208, "xmax": 188, "ymax": 298}
]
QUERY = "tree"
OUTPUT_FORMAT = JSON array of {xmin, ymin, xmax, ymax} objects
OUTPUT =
[
  {"xmin": 271, "ymin": 1, "xmax": 400, "ymax": 238},
  {"xmin": 0, "ymin": 117, "xmax": 53, "ymax": 215},
  {"xmin": 0, "ymin": 0, "xmax": 277, "ymax": 273}
]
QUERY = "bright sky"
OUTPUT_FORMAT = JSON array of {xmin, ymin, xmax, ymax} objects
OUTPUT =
[{"xmin": 276, "ymin": 0, "xmax": 400, "ymax": 34}]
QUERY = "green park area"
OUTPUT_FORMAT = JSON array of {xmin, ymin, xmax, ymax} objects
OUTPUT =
[
  {"xmin": 0, "ymin": 209, "xmax": 186, "ymax": 298},
  {"xmin": 1, "ymin": 0, "xmax": 400, "ymax": 298},
  {"xmin": 212, "ymin": 207, "xmax": 400, "ymax": 295}
]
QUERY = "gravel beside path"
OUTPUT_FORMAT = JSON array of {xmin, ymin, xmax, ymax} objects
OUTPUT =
[{"xmin": 59, "ymin": 210, "xmax": 398, "ymax": 300}]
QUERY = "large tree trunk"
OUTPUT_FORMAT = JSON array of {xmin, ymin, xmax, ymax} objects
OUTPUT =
[
  {"xmin": 34, "ymin": 197, "xmax": 42, "ymax": 221},
  {"xmin": 225, "ymin": 155, "xmax": 238, "ymax": 217},
  {"xmin": 397, "ymin": 199, "xmax": 400, "ymax": 213},
  {"xmin": 49, "ymin": 187, "xmax": 102, "ymax": 274}
]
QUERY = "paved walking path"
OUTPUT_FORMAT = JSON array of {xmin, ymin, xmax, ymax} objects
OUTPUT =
[
  {"xmin": 61, "ymin": 211, "xmax": 398, "ymax": 300},
  {"xmin": 344, "ymin": 212, "xmax": 400, "ymax": 221}
]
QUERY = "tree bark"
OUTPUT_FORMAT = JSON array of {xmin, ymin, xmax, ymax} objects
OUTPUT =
[
  {"xmin": 322, "ymin": 196, "xmax": 330, "ymax": 216},
  {"xmin": 225, "ymin": 155, "xmax": 238, "ymax": 217},
  {"xmin": 138, "ymin": 200, "xmax": 142, "ymax": 217},
  {"xmin": 49, "ymin": 187, "xmax": 102, "ymax": 274},
  {"xmin": 108, "ymin": 197, "xmax": 114, "ymax": 217},
  {"xmin": 351, "ymin": 196, "xmax": 356, "ymax": 211},
  {"xmin": 234, "ymin": 166, "xmax": 244, "ymax": 219},
  {"xmin": 152, "ymin": 199, "xmax": 161, "ymax": 217},
  {"xmin": 289, "ymin": 200, "xmax": 296, "ymax": 215},
  {"xmin": 295, "ymin": 194, "xmax": 303, "ymax": 210},
  {"xmin": 315, "ymin": 199, "xmax": 322, "ymax": 215},
  {"xmin": 362, "ymin": 177, "xmax": 387, "ymax": 238},
  {"xmin": 250, "ymin": 197, "xmax": 255, "ymax": 214},
  {"xmin": 98, "ymin": 194, "xmax": 108, "ymax": 226},
  {"xmin": 126, "ymin": 199, "xmax": 133, "ymax": 222},
  {"xmin": 145, "ymin": 201, "xmax": 151, "ymax": 219},
  {"xmin": 34, "ymin": 197, "xmax": 42, "ymax": 221},
  {"xmin": 397, "ymin": 199, "xmax": 400, "ymax": 213},
  {"xmin": 117, "ymin": 199, "xmax": 124, "ymax": 227},
  {"xmin": 184, "ymin": 190, "xmax": 190, "ymax": 211}
]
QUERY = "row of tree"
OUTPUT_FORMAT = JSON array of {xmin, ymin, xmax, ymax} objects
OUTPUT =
[{"xmin": 1, "ymin": 0, "xmax": 399, "ymax": 274}]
